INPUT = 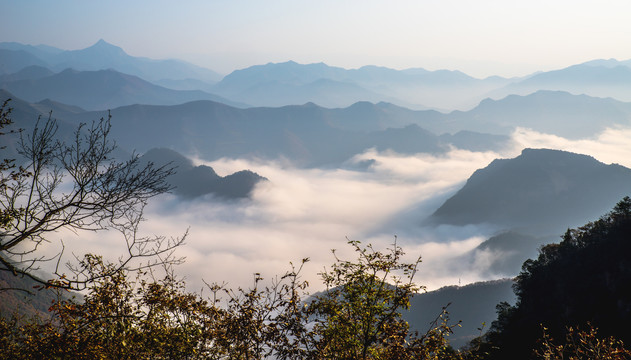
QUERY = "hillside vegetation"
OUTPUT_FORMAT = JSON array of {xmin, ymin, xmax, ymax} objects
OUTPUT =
[
  {"xmin": 3, "ymin": 199, "xmax": 631, "ymax": 359},
  {"xmin": 469, "ymin": 197, "xmax": 631, "ymax": 359}
]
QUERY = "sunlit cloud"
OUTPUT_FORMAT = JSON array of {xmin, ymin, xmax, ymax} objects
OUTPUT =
[
  {"xmin": 37, "ymin": 127, "xmax": 631, "ymax": 294},
  {"xmin": 511, "ymin": 126, "xmax": 631, "ymax": 167},
  {"xmin": 50, "ymin": 148, "xmax": 498, "ymax": 292}
]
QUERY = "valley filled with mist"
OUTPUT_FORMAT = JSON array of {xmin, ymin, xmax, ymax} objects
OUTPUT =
[{"xmin": 2, "ymin": 38, "xmax": 631, "ymax": 349}]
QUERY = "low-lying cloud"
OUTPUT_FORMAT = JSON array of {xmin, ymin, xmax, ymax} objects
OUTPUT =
[
  {"xmin": 511, "ymin": 126, "xmax": 631, "ymax": 168},
  {"xmin": 39, "ymin": 125, "xmax": 631, "ymax": 295}
]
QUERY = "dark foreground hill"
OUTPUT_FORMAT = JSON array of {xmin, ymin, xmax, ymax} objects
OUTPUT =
[{"xmin": 474, "ymin": 197, "xmax": 631, "ymax": 359}]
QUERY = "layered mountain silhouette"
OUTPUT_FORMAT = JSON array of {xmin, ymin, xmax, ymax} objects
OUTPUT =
[
  {"xmin": 431, "ymin": 148, "xmax": 631, "ymax": 234},
  {"xmin": 0, "ymin": 64, "xmax": 54, "ymax": 82},
  {"xmin": 69, "ymin": 100, "xmax": 486, "ymax": 166},
  {"xmin": 6, "ymin": 88, "xmax": 631, "ymax": 167},
  {"xmin": 0, "ymin": 40, "xmax": 222, "ymax": 84},
  {"xmin": 7, "ymin": 65, "xmax": 629, "ymax": 137},
  {"xmin": 0, "ymin": 93, "xmax": 446, "ymax": 166},
  {"xmin": 212, "ymin": 61, "xmax": 407, "ymax": 108},
  {"xmin": 212, "ymin": 60, "xmax": 513, "ymax": 109},
  {"xmin": 490, "ymin": 61, "xmax": 631, "ymax": 103},
  {"xmin": 140, "ymin": 148, "xmax": 267, "ymax": 200},
  {"xmin": 0, "ymin": 91, "xmax": 458, "ymax": 167},
  {"xmin": 80, "ymin": 92, "xmax": 631, "ymax": 164},
  {"xmin": 0, "ymin": 89, "xmax": 86, "ymax": 161},
  {"xmin": 0, "ymin": 49, "xmax": 48, "ymax": 74},
  {"xmin": 433, "ymin": 90, "xmax": 631, "ymax": 138},
  {"xmin": 4, "ymin": 41, "xmax": 631, "ymax": 112},
  {"xmin": 0, "ymin": 68, "xmax": 241, "ymax": 110},
  {"xmin": 4, "ymin": 40, "xmax": 631, "ymax": 353},
  {"xmin": 0, "ymin": 42, "xmax": 63, "ymax": 61}
]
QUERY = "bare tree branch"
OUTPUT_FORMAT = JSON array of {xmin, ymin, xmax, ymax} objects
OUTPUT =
[{"xmin": 0, "ymin": 101, "xmax": 182, "ymax": 292}]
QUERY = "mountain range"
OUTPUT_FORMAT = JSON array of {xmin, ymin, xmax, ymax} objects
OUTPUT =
[
  {"xmin": 491, "ymin": 62, "xmax": 631, "ymax": 103},
  {"xmin": 3, "ymin": 40, "xmax": 631, "ymax": 111},
  {"xmin": 0, "ymin": 90, "xmax": 495, "ymax": 167},
  {"xmin": 5, "ymin": 63, "xmax": 629, "ymax": 139},
  {"xmin": 0, "ymin": 40, "xmax": 222, "ymax": 84},
  {"xmin": 433, "ymin": 90, "xmax": 631, "ymax": 138},
  {"xmin": 8, "ymin": 87, "xmax": 628, "ymax": 284},
  {"xmin": 4, "ymin": 88, "xmax": 631, "ymax": 167},
  {"xmin": 3, "ymin": 40, "xmax": 631, "ymax": 349},
  {"xmin": 208, "ymin": 58, "xmax": 631, "ymax": 110},
  {"xmin": 211, "ymin": 60, "xmax": 513, "ymax": 109},
  {"xmin": 0, "ymin": 67, "xmax": 243, "ymax": 110}
]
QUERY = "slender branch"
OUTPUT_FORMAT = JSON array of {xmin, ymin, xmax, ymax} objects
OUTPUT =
[{"xmin": 0, "ymin": 105, "xmax": 178, "ymax": 292}]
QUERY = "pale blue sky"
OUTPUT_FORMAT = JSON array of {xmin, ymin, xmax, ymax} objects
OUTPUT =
[{"xmin": 2, "ymin": 0, "xmax": 631, "ymax": 78}]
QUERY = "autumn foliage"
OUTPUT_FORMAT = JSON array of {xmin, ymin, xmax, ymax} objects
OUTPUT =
[{"xmin": 0, "ymin": 241, "xmax": 468, "ymax": 360}]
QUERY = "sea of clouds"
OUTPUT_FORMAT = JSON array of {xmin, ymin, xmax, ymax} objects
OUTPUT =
[{"xmin": 42, "ymin": 125, "xmax": 631, "ymax": 295}]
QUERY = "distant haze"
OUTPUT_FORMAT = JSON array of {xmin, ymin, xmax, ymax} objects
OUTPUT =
[
  {"xmin": 3, "ymin": 0, "xmax": 631, "ymax": 78},
  {"xmin": 4, "ymin": 0, "xmax": 631, "ymax": 325}
]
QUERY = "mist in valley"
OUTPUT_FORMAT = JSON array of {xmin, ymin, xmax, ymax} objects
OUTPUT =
[
  {"xmin": 37, "ymin": 124, "xmax": 631, "ymax": 294},
  {"xmin": 3, "ymin": 3, "xmax": 631, "ymax": 351}
]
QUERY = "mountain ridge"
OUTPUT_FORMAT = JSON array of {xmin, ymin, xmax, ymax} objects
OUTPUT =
[
  {"xmin": 431, "ymin": 148, "xmax": 631, "ymax": 233},
  {"xmin": 0, "ymin": 40, "xmax": 223, "ymax": 84},
  {"xmin": 0, "ymin": 68, "xmax": 242, "ymax": 110},
  {"xmin": 5, "ymin": 89, "xmax": 631, "ymax": 167}
]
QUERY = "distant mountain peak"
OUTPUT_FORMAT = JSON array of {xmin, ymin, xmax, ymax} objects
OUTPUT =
[
  {"xmin": 81, "ymin": 39, "xmax": 127, "ymax": 56},
  {"xmin": 92, "ymin": 39, "xmax": 117, "ymax": 48}
]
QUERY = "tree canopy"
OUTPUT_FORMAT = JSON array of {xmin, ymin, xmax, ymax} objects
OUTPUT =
[
  {"xmin": 474, "ymin": 197, "xmax": 631, "ymax": 359},
  {"xmin": 0, "ymin": 240, "xmax": 468, "ymax": 360}
]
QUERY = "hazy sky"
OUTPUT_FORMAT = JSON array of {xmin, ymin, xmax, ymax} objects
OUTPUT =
[{"xmin": 3, "ymin": 0, "xmax": 631, "ymax": 78}]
